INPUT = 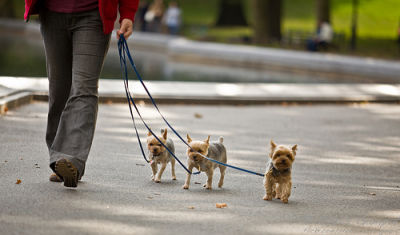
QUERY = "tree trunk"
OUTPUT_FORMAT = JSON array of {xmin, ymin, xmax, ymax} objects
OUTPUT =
[
  {"xmin": 316, "ymin": 0, "xmax": 330, "ymax": 24},
  {"xmin": 215, "ymin": 0, "xmax": 247, "ymax": 26},
  {"xmin": 252, "ymin": 0, "xmax": 282, "ymax": 44}
]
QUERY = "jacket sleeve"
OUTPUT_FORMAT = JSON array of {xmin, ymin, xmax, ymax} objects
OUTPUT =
[{"xmin": 118, "ymin": 0, "xmax": 139, "ymax": 23}]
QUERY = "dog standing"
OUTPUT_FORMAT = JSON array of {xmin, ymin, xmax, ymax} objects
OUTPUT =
[
  {"xmin": 263, "ymin": 140, "xmax": 297, "ymax": 203},
  {"xmin": 183, "ymin": 135, "xmax": 227, "ymax": 190},
  {"xmin": 147, "ymin": 129, "xmax": 176, "ymax": 183}
]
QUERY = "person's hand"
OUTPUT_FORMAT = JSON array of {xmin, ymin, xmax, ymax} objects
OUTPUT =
[{"xmin": 117, "ymin": 19, "xmax": 133, "ymax": 40}]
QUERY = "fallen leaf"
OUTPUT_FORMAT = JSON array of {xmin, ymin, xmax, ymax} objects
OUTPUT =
[
  {"xmin": 106, "ymin": 100, "xmax": 113, "ymax": 105},
  {"xmin": 16, "ymin": 179, "xmax": 22, "ymax": 184},
  {"xmin": 138, "ymin": 100, "xmax": 146, "ymax": 106},
  {"xmin": 194, "ymin": 182, "xmax": 201, "ymax": 184},
  {"xmin": 154, "ymin": 193, "xmax": 161, "ymax": 196},
  {"xmin": 136, "ymin": 163, "xmax": 145, "ymax": 166},
  {"xmin": 4, "ymin": 107, "xmax": 8, "ymax": 113},
  {"xmin": 188, "ymin": 206, "xmax": 195, "ymax": 209},
  {"xmin": 369, "ymin": 192, "xmax": 376, "ymax": 196},
  {"xmin": 194, "ymin": 113, "xmax": 203, "ymax": 119},
  {"xmin": 147, "ymin": 196, "xmax": 153, "ymax": 199},
  {"xmin": 216, "ymin": 203, "xmax": 227, "ymax": 208}
]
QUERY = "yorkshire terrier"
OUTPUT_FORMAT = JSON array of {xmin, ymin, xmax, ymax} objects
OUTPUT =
[
  {"xmin": 183, "ymin": 135, "xmax": 227, "ymax": 190},
  {"xmin": 147, "ymin": 129, "xmax": 176, "ymax": 183},
  {"xmin": 263, "ymin": 140, "xmax": 297, "ymax": 203}
]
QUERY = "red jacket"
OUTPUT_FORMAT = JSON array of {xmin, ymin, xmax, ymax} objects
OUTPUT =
[{"xmin": 24, "ymin": 0, "xmax": 139, "ymax": 34}]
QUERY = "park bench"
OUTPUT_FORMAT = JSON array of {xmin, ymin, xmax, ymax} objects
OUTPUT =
[{"xmin": 283, "ymin": 29, "xmax": 346, "ymax": 51}]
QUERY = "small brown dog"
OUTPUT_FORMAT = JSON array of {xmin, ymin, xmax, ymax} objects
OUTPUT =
[
  {"xmin": 183, "ymin": 135, "xmax": 227, "ymax": 190},
  {"xmin": 263, "ymin": 140, "xmax": 297, "ymax": 203},
  {"xmin": 147, "ymin": 129, "xmax": 176, "ymax": 183}
]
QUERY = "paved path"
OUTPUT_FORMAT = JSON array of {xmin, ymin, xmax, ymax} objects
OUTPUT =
[{"xmin": 1, "ymin": 102, "xmax": 399, "ymax": 234}]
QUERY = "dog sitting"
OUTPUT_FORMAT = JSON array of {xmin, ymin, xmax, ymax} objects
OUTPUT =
[
  {"xmin": 183, "ymin": 135, "xmax": 227, "ymax": 190},
  {"xmin": 263, "ymin": 140, "xmax": 297, "ymax": 203},
  {"xmin": 147, "ymin": 129, "xmax": 176, "ymax": 183}
]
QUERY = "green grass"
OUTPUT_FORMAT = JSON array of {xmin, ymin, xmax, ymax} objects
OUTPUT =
[{"xmin": 179, "ymin": 0, "xmax": 400, "ymax": 59}]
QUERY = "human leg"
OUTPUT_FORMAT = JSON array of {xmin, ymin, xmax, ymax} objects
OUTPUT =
[{"xmin": 48, "ymin": 9, "xmax": 110, "ymax": 183}]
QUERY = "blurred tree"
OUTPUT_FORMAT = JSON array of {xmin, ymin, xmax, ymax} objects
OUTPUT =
[
  {"xmin": 0, "ymin": 0, "xmax": 15, "ymax": 18},
  {"xmin": 350, "ymin": 0, "xmax": 358, "ymax": 50},
  {"xmin": 316, "ymin": 0, "xmax": 330, "ymax": 24},
  {"xmin": 215, "ymin": 0, "xmax": 247, "ymax": 26},
  {"xmin": 252, "ymin": 0, "xmax": 282, "ymax": 43}
]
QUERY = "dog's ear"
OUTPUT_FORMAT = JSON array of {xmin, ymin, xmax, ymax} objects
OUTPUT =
[
  {"xmin": 147, "ymin": 131, "xmax": 152, "ymax": 136},
  {"xmin": 270, "ymin": 140, "xmax": 277, "ymax": 150},
  {"xmin": 162, "ymin": 128, "xmax": 168, "ymax": 139},
  {"xmin": 187, "ymin": 134, "xmax": 192, "ymax": 143},
  {"xmin": 204, "ymin": 136, "xmax": 210, "ymax": 145},
  {"xmin": 269, "ymin": 140, "xmax": 277, "ymax": 158},
  {"xmin": 291, "ymin": 144, "xmax": 298, "ymax": 156}
]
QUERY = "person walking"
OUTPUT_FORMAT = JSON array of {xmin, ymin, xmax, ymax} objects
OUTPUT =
[
  {"xmin": 145, "ymin": 0, "xmax": 164, "ymax": 33},
  {"xmin": 24, "ymin": 0, "xmax": 139, "ymax": 188},
  {"xmin": 163, "ymin": 1, "xmax": 181, "ymax": 35}
]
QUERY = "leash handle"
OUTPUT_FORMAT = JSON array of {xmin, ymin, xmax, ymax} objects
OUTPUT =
[{"xmin": 119, "ymin": 35, "xmax": 264, "ymax": 177}]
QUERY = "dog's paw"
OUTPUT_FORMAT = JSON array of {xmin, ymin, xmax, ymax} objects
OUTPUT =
[
  {"xmin": 218, "ymin": 182, "xmax": 223, "ymax": 188},
  {"xmin": 281, "ymin": 198, "xmax": 289, "ymax": 204},
  {"xmin": 155, "ymin": 178, "xmax": 161, "ymax": 183},
  {"xmin": 172, "ymin": 176, "xmax": 177, "ymax": 180},
  {"xmin": 182, "ymin": 184, "xmax": 189, "ymax": 189},
  {"xmin": 263, "ymin": 195, "xmax": 272, "ymax": 201},
  {"xmin": 205, "ymin": 185, "xmax": 212, "ymax": 190}
]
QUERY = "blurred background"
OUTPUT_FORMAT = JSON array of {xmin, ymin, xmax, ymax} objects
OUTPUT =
[{"xmin": 0, "ymin": 0, "xmax": 399, "ymax": 83}]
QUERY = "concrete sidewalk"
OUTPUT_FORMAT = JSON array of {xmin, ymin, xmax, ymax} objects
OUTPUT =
[
  {"xmin": 0, "ymin": 102, "xmax": 399, "ymax": 234},
  {"xmin": 1, "ymin": 77, "xmax": 400, "ymax": 114}
]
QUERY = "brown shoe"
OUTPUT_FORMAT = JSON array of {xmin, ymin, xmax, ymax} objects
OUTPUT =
[
  {"xmin": 49, "ymin": 173, "xmax": 63, "ymax": 182},
  {"xmin": 55, "ymin": 159, "xmax": 78, "ymax": 188}
]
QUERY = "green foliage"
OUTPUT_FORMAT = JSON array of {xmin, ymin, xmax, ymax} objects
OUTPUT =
[{"xmin": 180, "ymin": 0, "xmax": 400, "ymax": 58}]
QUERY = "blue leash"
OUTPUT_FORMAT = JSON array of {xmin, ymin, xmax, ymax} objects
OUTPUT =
[
  {"xmin": 118, "ymin": 35, "xmax": 264, "ymax": 177},
  {"xmin": 118, "ymin": 36, "xmax": 197, "ymax": 175}
]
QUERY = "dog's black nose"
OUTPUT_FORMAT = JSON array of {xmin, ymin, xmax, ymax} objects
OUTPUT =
[{"xmin": 281, "ymin": 159, "xmax": 286, "ymax": 163}]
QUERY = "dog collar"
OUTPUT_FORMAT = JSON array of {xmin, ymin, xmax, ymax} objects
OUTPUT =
[
  {"xmin": 271, "ymin": 166, "xmax": 291, "ymax": 177},
  {"xmin": 152, "ymin": 153, "xmax": 161, "ymax": 157},
  {"xmin": 267, "ymin": 160, "xmax": 291, "ymax": 177}
]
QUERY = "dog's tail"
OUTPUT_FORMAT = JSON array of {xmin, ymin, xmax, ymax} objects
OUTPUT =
[{"xmin": 218, "ymin": 136, "xmax": 224, "ymax": 144}]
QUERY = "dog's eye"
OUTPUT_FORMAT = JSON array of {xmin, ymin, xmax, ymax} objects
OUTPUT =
[
  {"xmin": 157, "ymin": 144, "xmax": 162, "ymax": 146},
  {"xmin": 286, "ymin": 154, "xmax": 290, "ymax": 158},
  {"xmin": 189, "ymin": 149, "xmax": 194, "ymax": 152},
  {"xmin": 149, "ymin": 143, "xmax": 153, "ymax": 146}
]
